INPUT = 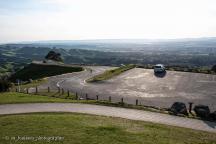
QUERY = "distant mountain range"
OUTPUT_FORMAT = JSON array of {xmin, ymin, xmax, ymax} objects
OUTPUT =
[
  {"xmin": 9, "ymin": 37, "xmax": 216, "ymax": 44},
  {"xmin": 2, "ymin": 37, "xmax": 216, "ymax": 52},
  {"xmin": 1, "ymin": 37, "xmax": 216, "ymax": 74}
]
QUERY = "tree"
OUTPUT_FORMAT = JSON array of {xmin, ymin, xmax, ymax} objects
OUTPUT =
[
  {"xmin": 0, "ymin": 76, "xmax": 12, "ymax": 92},
  {"xmin": 45, "ymin": 51, "xmax": 63, "ymax": 62},
  {"xmin": 211, "ymin": 65, "xmax": 216, "ymax": 72}
]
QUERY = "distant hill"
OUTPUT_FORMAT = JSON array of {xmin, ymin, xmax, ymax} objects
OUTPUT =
[
  {"xmin": 3, "ymin": 37, "xmax": 216, "ymax": 51},
  {"xmin": 10, "ymin": 62, "xmax": 83, "ymax": 81},
  {"xmin": 1, "ymin": 38, "xmax": 216, "ymax": 75}
]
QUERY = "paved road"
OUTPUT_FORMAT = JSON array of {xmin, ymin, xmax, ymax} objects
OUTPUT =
[
  {"xmin": 41, "ymin": 66, "xmax": 113, "ymax": 90},
  {"xmin": 0, "ymin": 103, "xmax": 215, "ymax": 133},
  {"xmin": 39, "ymin": 67, "xmax": 216, "ymax": 111},
  {"xmin": 38, "ymin": 66, "xmax": 115, "ymax": 98},
  {"xmin": 97, "ymin": 68, "xmax": 216, "ymax": 110}
]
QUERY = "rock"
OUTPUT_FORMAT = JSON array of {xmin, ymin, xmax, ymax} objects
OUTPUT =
[
  {"xmin": 194, "ymin": 105, "xmax": 210, "ymax": 118},
  {"xmin": 170, "ymin": 102, "xmax": 188, "ymax": 115},
  {"xmin": 209, "ymin": 111, "xmax": 216, "ymax": 120},
  {"xmin": 29, "ymin": 79, "xmax": 33, "ymax": 83}
]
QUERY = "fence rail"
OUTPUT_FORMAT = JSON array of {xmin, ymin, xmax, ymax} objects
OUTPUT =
[{"xmin": 13, "ymin": 86, "xmax": 216, "ymax": 112}]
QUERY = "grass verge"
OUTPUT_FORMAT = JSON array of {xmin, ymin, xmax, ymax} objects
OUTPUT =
[
  {"xmin": 0, "ymin": 92, "xmax": 207, "ymax": 121},
  {"xmin": 0, "ymin": 92, "xmax": 196, "ymax": 118},
  {"xmin": 0, "ymin": 113, "xmax": 216, "ymax": 144},
  {"xmin": 87, "ymin": 64, "xmax": 136, "ymax": 82},
  {"xmin": 0, "ymin": 92, "xmax": 165, "ymax": 114},
  {"xmin": 0, "ymin": 92, "xmax": 76, "ymax": 104}
]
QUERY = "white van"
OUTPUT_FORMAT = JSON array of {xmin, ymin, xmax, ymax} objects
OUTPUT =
[{"xmin": 154, "ymin": 64, "xmax": 165, "ymax": 73}]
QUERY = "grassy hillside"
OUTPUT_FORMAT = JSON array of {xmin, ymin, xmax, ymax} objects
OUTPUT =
[
  {"xmin": 87, "ymin": 64, "xmax": 136, "ymax": 82},
  {"xmin": 10, "ymin": 63, "xmax": 83, "ymax": 81},
  {"xmin": 0, "ymin": 113, "xmax": 215, "ymax": 144}
]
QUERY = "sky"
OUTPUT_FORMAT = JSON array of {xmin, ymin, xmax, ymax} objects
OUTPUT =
[{"xmin": 0, "ymin": 0, "xmax": 216, "ymax": 43}]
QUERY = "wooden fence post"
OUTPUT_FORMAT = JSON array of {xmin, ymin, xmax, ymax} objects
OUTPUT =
[
  {"xmin": 96, "ymin": 95, "xmax": 99, "ymax": 101},
  {"xmin": 121, "ymin": 98, "xmax": 124, "ymax": 103},
  {"xmin": 62, "ymin": 88, "xmax": 64, "ymax": 95},
  {"xmin": 26, "ymin": 88, "xmax": 29, "ymax": 94},
  {"xmin": 36, "ymin": 86, "xmax": 38, "ymax": 94},
  {"xmin": 75, "ymin": 92, "xmax": 78, "ymax": 100},
  {"xmin": 86, "ymin": 93, "xmax": 88, "ymax": 100},
  {"xmin": 189, "ymin": 102, "xmax": 193, "ymax": 113},
  {"xmin": 136, "ymin": 99, "xmax": 138, "ymax": 106},
  {"xmin": 109, "ymin": 96, "xmax": 111, "ymax": 102},
  {"xmin": 67, "ymin": 90, "xmax": 70, "ymax": 97}
]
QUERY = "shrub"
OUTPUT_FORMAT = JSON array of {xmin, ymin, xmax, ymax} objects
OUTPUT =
[
  {"xmin": 211, "ymin": 65, "xmax": 216, "ymax": 73},
  {"xmin": 0, "ymin": 76, "xmax": 12, "ymax": 92},
  {"xmin": 45, "ymin": 51, "xmax": 63, "ymax": 62}
]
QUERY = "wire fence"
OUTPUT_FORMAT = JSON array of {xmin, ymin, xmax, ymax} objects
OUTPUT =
[{"xmin": 13, "ymin": 86, "xmax": 216, "ymax": 112}]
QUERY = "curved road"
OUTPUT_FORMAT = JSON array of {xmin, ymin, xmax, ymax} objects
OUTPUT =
[
  {"xmin": 0, "ymin": 103, "xmax": 215, "ymax": 133},
  {"xmin": 39, "ymin": 66, "xmax": 114, "ymax": 97},
  {"xmin": 44, "ymin": 66, "xmax": 113, "ymax": 89}
]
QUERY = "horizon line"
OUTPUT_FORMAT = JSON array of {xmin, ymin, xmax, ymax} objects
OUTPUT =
[{"xmin": 1, "ymin": 36, "xmax": 216, "ymax": 45}]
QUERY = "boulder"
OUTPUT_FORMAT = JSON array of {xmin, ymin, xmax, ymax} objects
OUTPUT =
[
  {"xmin": 170, "ymin": 102, "xmax": 188, "ymax": 115},
  {"xmin": 194, "ymin": 105, "xmax": 210, "ymax": 118},
  {"xmin": 29, "ymin": 79, "xmax": 33, "ymax": 83},
  {"xmin": 209, "ymin": 111, "xmax": 216, "ymax": 120}
]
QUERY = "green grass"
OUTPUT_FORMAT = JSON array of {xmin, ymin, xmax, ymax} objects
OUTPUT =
[
  {"xmin": 87, "ymin": 64, "xmax": 136, "ymax": 82},
  {"xmin": 0, "ymin": 92, "xmax": 178, "ymax": 115},
  {"xmin": 0, "ymin": 92, "xmax": 76, "ymax": 104},
  {"xmin": 36, "ymin": 90, "xmax": 77, "ymax": 100},
  {"xmin": 0, "ymin": 113, "xmax": 215, "ymax": 144},
  {"xmin": 21, "ymin": 79, "xmax": 46, "ymax": 89},
  {"xmin": 0, "ymin": 92, "xmax": 169, "ymax": 114},
  {"xmin": 0, "ymin": 92, "xmax": 202, "ymax": 120},
  {"xmin": 10, "ymin": 63, "xmax": 83, "ymax": 81}
]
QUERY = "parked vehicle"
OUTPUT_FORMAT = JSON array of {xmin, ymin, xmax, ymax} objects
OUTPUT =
[{"xmin": 154, "ymin": 64, "xmax": 166, "ymax": 73}]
